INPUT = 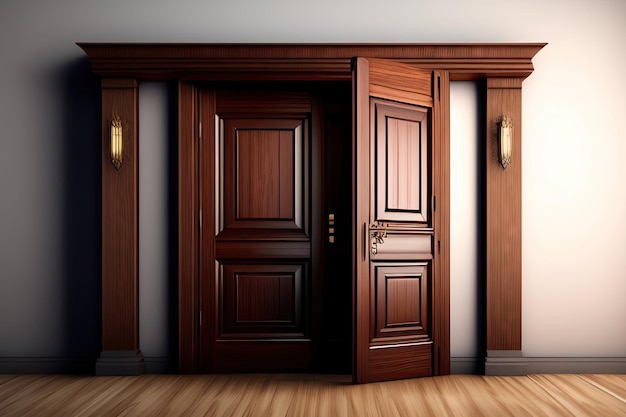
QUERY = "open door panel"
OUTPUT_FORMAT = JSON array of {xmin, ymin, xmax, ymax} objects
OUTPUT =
[{"xmin": 353, "ymin": 57, "xmax": 439, "ymax": 383}]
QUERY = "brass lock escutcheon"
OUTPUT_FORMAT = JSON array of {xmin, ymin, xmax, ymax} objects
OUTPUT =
[{"xmin": 370, "ymin": 221, "xmax": 387, "ymax": 255}]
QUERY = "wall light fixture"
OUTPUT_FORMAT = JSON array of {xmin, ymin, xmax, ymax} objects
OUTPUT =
[
  {"xmin": 498, "ymin": 115, "xmax": 513, "ymax": 169},
  {"xmin": 110, "ymin": 115, "xmax": 123, "ymax": 170}
]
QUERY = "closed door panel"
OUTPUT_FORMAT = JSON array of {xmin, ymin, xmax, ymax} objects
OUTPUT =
[{"xmin": 203, "ymin": 88, "xmax": 317, "ymax": 373}]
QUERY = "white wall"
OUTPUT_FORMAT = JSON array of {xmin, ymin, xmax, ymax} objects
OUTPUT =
[{"xmin": 1, "ymin": 0, "xmax": 625, "ymax": 368}]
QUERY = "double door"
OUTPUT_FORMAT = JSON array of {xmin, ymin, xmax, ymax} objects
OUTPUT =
[{"xmin": 198, "ymin": 58, "xmax": 440, "ymax": 383}]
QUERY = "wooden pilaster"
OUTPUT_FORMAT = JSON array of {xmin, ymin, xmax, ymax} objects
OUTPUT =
[{"xmin": 96, "ymin": 79, "xmax": 143, "ymax": 375}]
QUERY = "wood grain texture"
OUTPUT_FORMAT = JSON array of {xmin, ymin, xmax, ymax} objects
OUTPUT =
[
  {"xmin": 3, "ymin": 374, "xmax": 624, "ymax": 417},
  {"xmin": 78, "ymin": 43, "xmax": 546, "ymax": 81},
  {"xmin": 199, "ymin": 88, "xmax": 217, "ymax": 372},
  {"xmin": 178, "ymin": 81, "xmax": 199, "ymax": 373},
  {"xmin": 355, "ymin": 57, "xmax": 440, "ymax": 383},
  {"xmin": 101, "ymin": 79, "xmax": 138, "ymax": 351},
  {"xmin": 353, "ymin": 57, "xmax": 372, "ymax": 383},
  {"xmin": 485, "ymin": 78, "xmax": 523, "ymax": 351},
  {"xmin": 432, "ymin": 69, "xmax": 451, "ymax": 375}
]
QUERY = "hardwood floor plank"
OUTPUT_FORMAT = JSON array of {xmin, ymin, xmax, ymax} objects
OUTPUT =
[
  {"xmin": 529, "ymin": 374, "xmax": 626, "ymax": 417},
  {"xmin": 577, "ymin": 374, "xmax": 626, "ymax": 404},
  {"xmin": 1, "ymin": 374, "xmax": 625, "ymax": 417}
]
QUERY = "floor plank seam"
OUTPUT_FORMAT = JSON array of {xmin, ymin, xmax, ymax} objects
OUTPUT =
[{"xmin": 575, "ymin": 374, "xmax": 626, "ymax": 405}]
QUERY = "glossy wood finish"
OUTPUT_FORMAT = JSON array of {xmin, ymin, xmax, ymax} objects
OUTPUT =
[
  {"xmin": 432, "ymin": 70, "xmax": 451, "ymax": 376},
  {"xmin": 373, "ymin": 99, "xmax": 429, "ymax": 224},
  {"xmin": 178, "ymin": 82, "xmax": 199, "ymax": 373},
  {"xmin": 485, "ymin": 78, "xmax": 523, "ymax": 351},
  {"xmin": 354, "ymin": 58, "xmax": 437, "ymax": 383},
  {"xmin": 4, "ymin": 373, "xmax": 625, "ymax": 417},
  {"xmin": 203, "ymin": 89, "xmax": 317, "ymax": 372},
  {"xmin": 100, "ymin": 79, "xmax": 139, "ymax": 352},
  {"xmin": 78, "ymin": 43, "xmax": 546, "ymax": 81},
  {"xmin": 198, "ymin": 88, "xmax": 217, "ymax": 372}
]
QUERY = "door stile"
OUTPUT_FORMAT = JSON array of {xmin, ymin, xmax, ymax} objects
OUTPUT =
[
  {"xmin": 432, "ymin": 70, "xmax": 451, "ymax": 375},
  {"xmin": 353, "ymin": 58, "xmax": 372, "ymax": 384},
  {"xmin": 198, "ymin": 88, "xmax": 217, "ymax": 372}
]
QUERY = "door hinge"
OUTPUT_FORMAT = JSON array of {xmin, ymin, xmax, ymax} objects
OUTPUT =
[{"xmin": 198, "ymin": 121, "xmax": 202, "ymax": 139}]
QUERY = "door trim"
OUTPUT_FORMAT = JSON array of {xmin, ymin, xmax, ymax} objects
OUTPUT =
[{"xmin": 80, "ymin": 43, "xmax": 546, "ymax": 376}]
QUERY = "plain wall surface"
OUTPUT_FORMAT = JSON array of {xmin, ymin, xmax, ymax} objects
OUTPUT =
[{"xmin": 1, "ymin": 0, "xmax": 625, "ymax": 366}]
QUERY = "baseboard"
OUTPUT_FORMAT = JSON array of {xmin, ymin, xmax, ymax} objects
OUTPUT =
[
  {"xmin": 144, "ymin": 356, "xmax": 172, "ymax": 373},
  {"xmin": 450, "ymin": 357, "xmax": 482, "ymax": 374},
  {"xmin": 2, "ymin": 356, "xmax": 624, "ymax": 375},
  {"xmin": 484, "ymin": 350, "xmax": 528, "ymax": 376},
  {"xmin": 527, "ymin": 357, "xmax": 626, "ymax": 374},
  {"xmin": 0, "ymin": 356, "xmax": 171, "ymax": 374},
  {"xmin": 0, "ymin": 357, "xmax": 95, "ymax": 374}
]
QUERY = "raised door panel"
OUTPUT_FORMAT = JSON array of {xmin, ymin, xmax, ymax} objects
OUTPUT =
[
  {"xmin": 220, "ymin": 118, "xmax": 306, "ymax": 235},
  {"xmin": 219, "ymin": 262, "xmax": 306, "ymax": 338}
]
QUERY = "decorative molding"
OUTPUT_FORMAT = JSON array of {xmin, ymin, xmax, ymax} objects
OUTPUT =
[{"xmin": 78, "ymin": 43, "xmax": 546, "ymax": 82}]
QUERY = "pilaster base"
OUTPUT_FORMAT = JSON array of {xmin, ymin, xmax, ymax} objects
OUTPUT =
[
  {"xmin": 96, "ymin": 350, "xmax": 145, "ymax": 376},
  {"xmin": 484, "ymin": 350, "xmax": 527, "ymax": 376}
]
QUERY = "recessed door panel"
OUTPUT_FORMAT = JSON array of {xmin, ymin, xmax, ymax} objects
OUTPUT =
[
  {"xmin": 372, "ymin": 263, "xmax": 431, "ymax": 342},
  {"xmin": 219, "ymin": 262, "xmax": 306, "ymax": 338},
  {"xmin": 374, "ymin": 99, "xmax": 429, "ymax": 224}
]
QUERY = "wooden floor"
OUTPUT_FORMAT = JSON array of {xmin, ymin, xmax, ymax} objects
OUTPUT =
[{"xmin": 1, "ymin": 373, "xmax": 625, "ymax": 417}]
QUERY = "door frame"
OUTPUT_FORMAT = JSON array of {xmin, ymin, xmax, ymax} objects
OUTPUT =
[{"xmin": 80, "ymin": 43, "xmax": 545, "ymax": 376}]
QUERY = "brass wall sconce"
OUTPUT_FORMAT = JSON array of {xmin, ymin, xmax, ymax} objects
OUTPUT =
[
  {"xmin": 110, "ymin": 115, "xmax": 123, "ymax": 170},
  {"xmin": 498, "ymin": 115, "xmax": 513, "ymax": 169}
]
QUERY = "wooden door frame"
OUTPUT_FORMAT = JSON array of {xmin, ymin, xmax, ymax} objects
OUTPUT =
[{"xmin": 80, "ymin": 43, "xmax": 545, "ymax": 376}]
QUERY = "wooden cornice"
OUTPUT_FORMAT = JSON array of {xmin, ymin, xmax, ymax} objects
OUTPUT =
[{"xmin": 78, "ymin": 43, "xmax": 546, "ymax": 81}]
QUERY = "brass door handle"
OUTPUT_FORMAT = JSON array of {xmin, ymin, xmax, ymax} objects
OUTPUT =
[{"xmin": 369, "ymin": 221, "xmax": 387, "ymax": 255}]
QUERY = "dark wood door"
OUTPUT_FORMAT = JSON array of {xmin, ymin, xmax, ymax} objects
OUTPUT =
[
  {"xmin": 199, "ymin": 87, "xmax": 319, "ymax": 372},
  {"xmin": 199, "ymin": 85, "xmax": 355, "ymax": 373},
  {"xmin": 353, "ymin": 58, "xmax": 436, "ymax": 383}
]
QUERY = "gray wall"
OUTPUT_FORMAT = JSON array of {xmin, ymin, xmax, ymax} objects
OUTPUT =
[{"xmin": 1, "ymin": 0, "xmax": 625, "ymax": 372}]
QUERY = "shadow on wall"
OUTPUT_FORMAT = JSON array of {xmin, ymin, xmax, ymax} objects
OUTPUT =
[{"xmin": 60, "ymin": 56, "xmax": 102, "ymax": 373}]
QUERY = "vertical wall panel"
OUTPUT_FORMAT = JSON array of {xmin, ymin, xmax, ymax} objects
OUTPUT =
[
  {"xmin": 100, "ymin": 79, "xmax": 138, "ymax": 352},
  {"xmin": 485, "ymin": 78, "xmax": 523, "ymax": 351}
]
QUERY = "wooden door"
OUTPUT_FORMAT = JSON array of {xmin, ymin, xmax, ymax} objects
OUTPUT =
[
  {"xmin": 353, "ymin": 58, "xmax": 436, "ymax": 383},
  {"xmin": 199, "ymin": 87, "xmax": 320, "ymax": 372}
]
